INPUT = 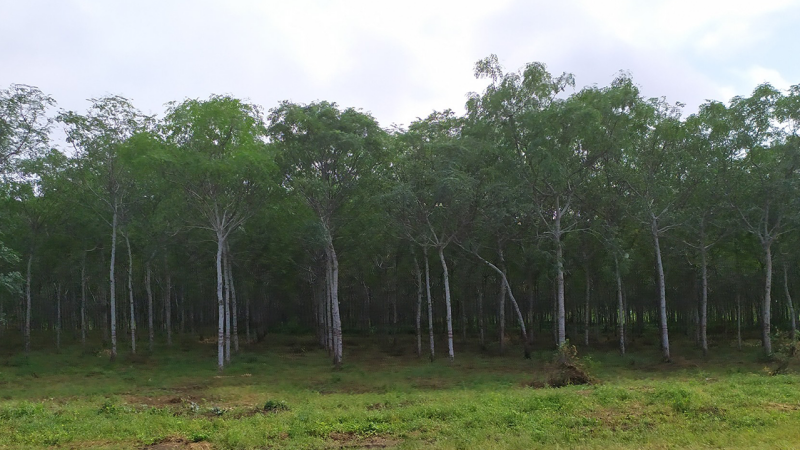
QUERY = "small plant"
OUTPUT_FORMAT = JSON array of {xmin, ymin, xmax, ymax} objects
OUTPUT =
[
  {"xmin": 547, "ymin": 340, "xmax": 595, "ymax": 387},
  {"xmin": 263, "ymin": 400, "xmax": 290, "ymax": 413}
]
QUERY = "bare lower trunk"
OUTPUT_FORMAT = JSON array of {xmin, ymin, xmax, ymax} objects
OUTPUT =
[
  {"xmin": 555, "ymin": 226, "xmax": 566, "ymax": 346},
  {"xmin": 736, "ymin": 292, "xmax": 742, "ymax": 351},
  {"xmin": 438, "ymin": 246, "xmax": 454, "ymax": 362},
  {"xmin": 652, "ymin": 216, "xmax": 670, "ymax": 362},
  {"xmin": 327, "ymin": 239, "xmax": 343, "ymax": 368},
  {"xmin": 226, "ymin": 245, "xmax": 239, "ymax": 353},
  {"xmin": 615, "ymin": 256, "xmax": 625, "ymax": 355},
  {"xmin": 700, "ymin": 244, "xmax": 709, "ymax": 357},
  {"xmin": 146, "ymin": 262, "xmax": 154, "ymax": 352},
  {"xmin": 110, "ymin": 208, "xmax": 118, "ymax": 361},
  {"xmin": 245, "ymin": 290, "xmax": 251, "ymax": 345},
  {"xmin": 498, "ymin": 276, "xmax": 506, "ymax": 354},
  {"xmin": 584, "ymin": 273, "xmax": 591, "ymax": 346},
  {"xmin": 223, "ymin": 246, "xmax": 231, "ymax": 364},
  {"xmin": 164, "ymin": 261, "xmax": 172, "ymax": 347},
  {"xmin": 124, "ymin": 233, "xmax": 136, "ymax": 355},
  {"xmin": 56, "ymin": 284, "xmax": 62, "ymax": 352},
  {"xmin": 81, "ymin": 253, "xmax": 87, "ymax": 348},
  {"xmin": 414, "ymin": 256, "xmax": 423, "ymax": 358},
  {"xmin": 216, "ymin": 233, "xmax": 225, "ymax": 372},
  {"xmin": 424, "ymin": 247, "xmax": 435, "ymax": 361},
  {"xmin": 25, "ymin": 253, "xmax": 32, "ymax": 354},
  {"xmin": 784, "ymin": 263, "xmax": 796, "ymax": 344},
  {"xmin": 762, "ymin": 243, "xmax": 773, "ymax": 356},
  {"xmin": 478, "ymin": 288, "xmax": 485, "ymax": 347}
]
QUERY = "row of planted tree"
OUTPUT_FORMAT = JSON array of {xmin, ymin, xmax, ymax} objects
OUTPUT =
[{"xmin": 1, "ymin": 55, "xmax": 799, "ymax": 370}]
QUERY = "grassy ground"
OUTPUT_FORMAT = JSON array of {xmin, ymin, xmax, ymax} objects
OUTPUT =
[{"xmin": 1, "ymin": 333, "xmax": 800, "ymax": 449}]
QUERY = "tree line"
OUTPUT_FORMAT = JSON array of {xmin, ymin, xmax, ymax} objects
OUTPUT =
[{"xmin": 1, "ymin": 55, "xmax": 799, "ymax": 370}]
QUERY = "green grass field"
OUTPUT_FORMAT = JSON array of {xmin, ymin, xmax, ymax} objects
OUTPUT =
[{"xmin": 1, "ymin": 333, "xmax": 800, "ymax": 449}]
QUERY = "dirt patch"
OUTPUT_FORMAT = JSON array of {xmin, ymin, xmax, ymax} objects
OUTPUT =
[
  {"xmin": 329, "ymin": 432, "xmax": 400, "ymax": 448},
  {"xmin": 545, "ymin": 363, "xmax": 595, "ymax": 387},
  {"xmin": 764, "ymin": 402, "xmax": 800, "ymax": 412},
  {"xmin": 143, "ymin": 437, "xmax": 212, "ymax": 449}
]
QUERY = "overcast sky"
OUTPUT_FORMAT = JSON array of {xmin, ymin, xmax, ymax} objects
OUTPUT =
[{"xmin": 3, "ymin": 0, "xmax": 799, "ymax": 129}]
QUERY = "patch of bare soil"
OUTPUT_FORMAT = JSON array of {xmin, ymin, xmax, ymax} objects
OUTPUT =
[
  {"xmin": 329, "ymin": 432, "xmax": 401, "ymax": 448},
  {"xmin": 143, "ymin": 437, "xmax": 212, "ymax": 449}
]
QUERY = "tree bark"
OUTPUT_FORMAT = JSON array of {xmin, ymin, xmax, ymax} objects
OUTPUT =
[
  {"xmin": 226, "ymin": 244, "xmax": 239, "ymax": 353},
  {"xmin": 146, "ymin": 261, "xmax": 154, "ymax": 352},
  {"xmin": 498, "ymin": 275, "xmax": 506, "ymax": 355},
  {"xmin": 438, "ymin": 246, "xmax": 455, "ymax": 362},
  {"xmin": 216, "ymin": 232, "xmax": 225, "ymax": 372},
  {"xmin": 124, "ymin": 233, "xmax": 136, "ymax": 355},
  {"xmin": 555, "ymin": 207, "xmax": 566, "ymax": 347},
  {"xmin": 223, "ymin": 245, "xmax": 231, "ymax": 364},
  {"xmin": 615, "ymin": 256, "xmax": 625, "ymax": 355},
  {"xmin": 327, "ymin": 238, "xmax": 343, "ymax": 368},
  {"xmin": 584, "ymin": 272, "xmax": 591, "ymax": 346},
  {"xmin": 651, "ymin": 215, "xmax": 671, "ymax": 362},
  {"xmin": 110, "ymin": 207, "xmax": 118, "ymax": 361},
  {"xmin": 424, "ymin": 246, "xmax": 435, "ymax": 361},
  {"xmin": 414, "ymin": 256, "xmax": 423, "ymax": 358},
  {"xmin": 762, "ymin": 242, "xmax": 773, "ymax": 356}
]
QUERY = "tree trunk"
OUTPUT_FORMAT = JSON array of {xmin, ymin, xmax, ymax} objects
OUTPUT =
[
  {"xmin": 615, "ymin": 256, "xmax": 625, "ymax": 355},
  {"xmin": 25, "ymin": 252, "xmax": 32, "ymax": 354},
  {"xmin": 651, "ymin": 215, "xmax": 671, "ymax": 362},
  {"xmin": 478, "ymin": 287, "xmax": 485, "ymax": 348},
  {"xmin": 762, "ymin": 242, "xmax": 773, "ymax": 356},
  {"xmin": 81, "ymin": 252, "xmax": 87, "ymax": 348},
  {"xmin": 327, "ymin": 239, "xmax": 343, "ymax": 368},
  {"xmin": 164, "ymin": 260, "xmax": 172, "ymax": 347},
  {"xmin": 414, "ymin": 256, "xmax": 423, "ymax": 358},
  {"xmin": 124, "ymin": 233, "xmax": 136, "ymax": 355},
  {"xmin": 784, "ymin": 262, "xmax": 796, "ymax": 345},
  {"xmin": 227, "ymin": 245, "xmax": 239, "ymax": 353},
  {"xmin": 216, "ymin": 232, "xmax": 225, "ymax": 372},
  {"xmin": 498, "ymin": 275, "xmax": 506, "ymax": 355},
  {"xmin": 56, "ymin": 284, "xmax": 62, "ymax": 352},
  {"xmin": 736, "ymin": 292, "xmax": 742, "ymax": 351},
  {"xmin": 555, "ymin": 203, "xmax": 566, "ymax": 347},
  {"xmin": 223, "ymin": 246, "xmax": 231, "ymax": 364},
  {"xmin": 438, "ymin": 246, "xmax": 455, "ymax": 362},
  {"xmin": 110, "ymin": 207, "xmax": 118, "ymax": 361},
  {"xmin": 424, "ymin": 247, "xmax": 435, "ymax": 361},
  {"xmin": 146, "ymin": 261, "xmax": 154, "ymax": 352},
  {"xmin": 584, "ymin": 272, "xmax": 591, "ymax": 346},
  {"xmin": 700, "ymin": 242, "xmax": 709, "ymax": 357}
]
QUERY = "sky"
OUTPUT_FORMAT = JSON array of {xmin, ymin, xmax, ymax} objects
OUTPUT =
[{"xmin": 2, "ymin": 0, "xmax": 800, "ymax": 130}]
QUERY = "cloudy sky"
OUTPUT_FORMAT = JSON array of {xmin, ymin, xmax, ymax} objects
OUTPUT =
[{"xmin": 3, "ymin": 0, "xmax": 799, "ymax": 129}]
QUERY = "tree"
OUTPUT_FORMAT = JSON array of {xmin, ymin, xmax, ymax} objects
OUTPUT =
[{"xmin": 268, "ymin": 101, "xmax": 387, "ymax": 368}]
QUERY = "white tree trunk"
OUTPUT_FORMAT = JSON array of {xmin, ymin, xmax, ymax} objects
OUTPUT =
[
  {"xmin": 424, "ymin": 246, "xmax": 435, "ymax": 361},
  {"xmin": 651, "ymin": 215, "xmax": 670, "ymax": 362},
  {"xmin": 110, "ymin": 207, "xmax": 118, "ymax": 361},
  {"xmin": 327, "ymin": 240, "xmax": 343, "ymax": 368},
  {"xmin": 124, "ymin": 233, "xmax": 136, "ymax": 355},
  {"xmin": 438, "ymin": 246, "xmax": 454, "ymax": 362},
  {"xmin": 223, "ymin": 245, "xmax": 231, "ymax": 364},
  {"xmin": 216, "ymin": 232, "xmax": 225, "ymax": 372}
]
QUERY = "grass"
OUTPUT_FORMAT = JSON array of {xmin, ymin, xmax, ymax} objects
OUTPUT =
[{"xmin": 1, "ymin": 333, "xmax": 800, "ymax": 449}]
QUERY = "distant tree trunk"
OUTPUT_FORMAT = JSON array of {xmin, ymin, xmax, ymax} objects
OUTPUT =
[
  {"xmin": 498, "ymin": 275, "xmax": 506, "ymax": 355},
  {"xmin": 784, "ymin": 262, "xmax": 796, "ymax": 345},
  {"xmin": 225, "ymin": 244, "xmax": 239, "ymax": 353},
  {"xmin": 762, "ymin": 242, "xmax": 773, "ymax": 356},
  {"xmin": 438, "ymin": 246, "xmax": 455, "ymax": 362},
  {"xmin": 584, "ymin": 272, "xmax": 591, "ymax": 346},
  {"xmin": 424, "ymin": 247, "xmax": 435, "ymax": 361},
  {"xmin": 25, "ymin": 252, "xmax": 32, "ymax": 354},
  {"xmin": 651, "ymin": 215, "xmax": 671, "ymax": 362},
  {"xmin": 56, "ymin": 284, "xmax": 62, "ymax": 352},
  {"xmin": 615, "ymin": 256, "xmax": 625, "ymax": 355},
  {"xmin": 245, "ymin": 287, "xmax": 251, "ymax": 345},
  {"xmin": 164, "ymin": 260, "xmax": 172, "ymax": 347},
  {"xmin": 700, "ymin": 242, "xmax": 709, "ymax": 357},
  {"xmin": 81, "ymin": 252, "xmax": 87, "ymax": 348},
  {"xmin": 216, "ymin": 232, "xmax": 225, "ymax": 372},
  {"xmin": 110, "ymin": 207, "xmax": 118, "ymax": 361},
  {"xmin": 124, "ymin": 233, "xmax": 136, "ymax": 355},
  {"xmin": 145, "ymin": 261, "xmax": 154, "ymax": 352},
  {"xmin": 414, "ymin": 256, "xmax": 423, "ymax": 358},
  {"xmin": 478, "ymin": 287, "xmax": 485, "ymax": 348},
  {"xmin": 736, "ymin": 292, "xmax": 742, "ymax": 351},
  {"xmin": 223, "ymin": 246, "xmax": 231, "ymax": 364}
]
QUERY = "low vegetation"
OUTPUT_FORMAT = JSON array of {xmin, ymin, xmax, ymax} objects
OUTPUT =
[{"xmin": 2, "ymin": 334, "xmax": 800, "ymax": 449}]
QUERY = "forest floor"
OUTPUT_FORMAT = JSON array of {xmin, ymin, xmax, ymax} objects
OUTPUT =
[{"xmin": 1, "ymin": 332, "xmax": 800, "ymax": 449}]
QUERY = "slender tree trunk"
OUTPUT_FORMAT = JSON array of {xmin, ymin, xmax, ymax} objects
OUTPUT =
[
  {"xmin": 424, "ymin": 247, "xmax": 435, "ymax": 361},
  {"xmin": 223, "ymin": 246, "xmax": 231, "ymax": 364},
  {"xmin": 438, "ymin": 246, "xmax": 455, "ymax": 362},
  {"xmin": 736, "ymin": 292, "xmax": 742, "ymax": 351},
  {"xmin": 762, "ymin": 242, "xmax": 773, "ymax": 356},
  {"xmin": 700, "ymin": 242, "xmax": 709, "ymax": 357},
  {"xmin": 56, "ymin": 284, "xmax": 62, "ymax": 352},
  {"xmin": 784, "ymin": 262, "xmax": 796, "ymax": 345},
  {"xmin": 615, "ymin": 256, "xmax": 625, "ymax": 355},
  {"xmin": 124, "ymin": 233, "xmax": 136, "ymax": 355},
  {"xmin": 245, "ymin": 288, "xmax": 251, "ymax": 345},
  {"xmin": 226, "ymin": 245, "xmax": 239, "ymax": 353},
  {"xmin": 110, "ymin": 207, "xmax": 118, "ymax": 361},
  {"xmin": 498, "ymin": 276, "xmax": 506, "ymax": 354},
  {"xmin": 216, "ymin": 232, "xmax": 225, "ymax": 372},
  {"xmin": 327, "ymin": 238, "xmax": 343, "ymax": 368},
  {"xmin": 81, "ymin": 253, "xmax": 87, "ymax": 348},
  {"xmin": 584, "ymin": 272, "xmax": 591, "ymax": 346},
  {"xmin": 414, "ymin": 256, "xmax": 423, "ymax": 358},
  {"xmin": 146, "ymin": 261, "xmax": 154, "ymax": 352},
  {"xmin": 478, "ymin": 288, "xmax": 485, "ymax": 348},
  {"xmin": 651, "ymin": 215, "xmax": 670, "ymax": 362},
  {"xmin": 164, "ymin": 261, "xmax": 172, "ymax": 347},
  {"xmin": 555, "ymin": 212, "xmax": 566, "ymax": 346},
  {"xmin": 25, "ymin": 252, "xmax": 32, "ymax": 354}
]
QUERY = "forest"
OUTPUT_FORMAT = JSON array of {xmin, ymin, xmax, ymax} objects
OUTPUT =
[{"xmin": 2, "ymin": 54, "xmax": 800, "ymax": 373}]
